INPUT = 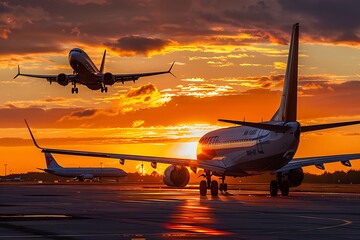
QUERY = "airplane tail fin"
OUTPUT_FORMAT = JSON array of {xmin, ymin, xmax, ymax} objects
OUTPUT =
[
  {"xmin": 271, "ymin": 23, "xmax": 299, "ymax": 122},
  {"xmin": 99, "ymin": 49, "xmax": 106, "ymax": 73},
  {"xmin": 44, "ymin": 152, "xmax": 62, "ymax": 169}
]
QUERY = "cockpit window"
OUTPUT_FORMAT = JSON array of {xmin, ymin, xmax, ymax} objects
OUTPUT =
[{"xmin": 70, "ymin": 49, "xmax": 82, "ymax": 54}]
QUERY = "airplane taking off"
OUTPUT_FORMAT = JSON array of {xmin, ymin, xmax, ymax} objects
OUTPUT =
[
  {"xmin": 14, "ymin": 48, "xmax": 175, "ymax": 93},
  {"xmin": 38, "ymin": 152, "xmax": 127, "ymax": 181},
  {"xmin": 26, "ymin": 23, "xmax": 360, "ymax": 197}
]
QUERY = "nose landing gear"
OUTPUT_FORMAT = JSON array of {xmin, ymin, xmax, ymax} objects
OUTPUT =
[{"xmin": 199, "ymin": 171, "xmax": 227, "ymax": 196}]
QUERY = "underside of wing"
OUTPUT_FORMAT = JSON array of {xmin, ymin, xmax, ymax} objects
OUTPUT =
[
  {"xmin": 113, "ymin": 62, "xmax": 175, "ymax": 83},
  {"xmin": 275, "ymin": 153, "xmax": 360, "ymax": 172},
  {"xmin": 41, "ymin": 147, "xmax": 225, "ymax": 173},
  {"xmin": 14, "ymin": 65, "xmax": 76, "ymax": 82}
]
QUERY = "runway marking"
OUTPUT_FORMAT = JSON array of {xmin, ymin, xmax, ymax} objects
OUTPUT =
[
  {"xmin": 297, "ymin": 215, "xmax": 352, "ymax": 231},
  {"xmin": 267, "ymin": 214, "xmax": 353, "ymax": 234},
  {"xmin": 0, "ymin": 214, "xmax": 70, "ymax": 219}
]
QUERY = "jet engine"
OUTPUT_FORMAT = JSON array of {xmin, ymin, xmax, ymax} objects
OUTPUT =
[
  {"xmin": 103, "ymin": 72, "xmax": 115, "ymax": 85},
  {"xmin": 163, "ymin": 165, "xmax": 190, "ymax": 187},
  {"xmin": 287, "ymin": 168, "xmax": 304, "ymax": 187},
  {"xmin": 56, "ymin": 73, "xmax": 68, "ymax": 86}
]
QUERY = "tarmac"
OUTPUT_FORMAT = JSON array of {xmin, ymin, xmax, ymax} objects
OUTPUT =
[{"xmin": 0, "ymin": 182, "xmax": 359, "ymax": 239}]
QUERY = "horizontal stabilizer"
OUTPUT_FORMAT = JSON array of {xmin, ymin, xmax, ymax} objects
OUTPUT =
[
  {"xmin": 218, "ymin": 119, "xmax": 291, "ymax": 132},
  {"xmin": 301, "ymin": 120, "xmax": 360, "ymax": 132}
]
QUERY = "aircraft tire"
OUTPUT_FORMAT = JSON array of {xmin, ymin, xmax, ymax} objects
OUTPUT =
[
  {"xmin": 210, "ymin": 180, "xmax": 218, "ymax": 196},
  {"xmin": 280, "ymin": 181, "xmax": 289, "ymax": 196},
  {"xmin": 270, "ymin": 180, "xmax": 278, "ymax": 197},
  {"xmin": 200, "ymin": 180, "xmax": 207, "ymax": 196},
  {"xmin": 224, "ymin": 183, "xmax": 228, "ymax": 192}
]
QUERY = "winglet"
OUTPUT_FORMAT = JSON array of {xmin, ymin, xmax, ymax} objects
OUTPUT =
[
  {"xmin": 14, "ymin": 65, "xmax": 21, "ymax": 79},
  {"xmin": 99, "ymin": 49, "xmax": 106, "ymax": 73},
  {"xmin": 168, "ymin": 61, "xmax": 176, "ymax": 78},
  {"xmin": 24, "ymin": 119, "xmax": 42, "ymax": 149}
]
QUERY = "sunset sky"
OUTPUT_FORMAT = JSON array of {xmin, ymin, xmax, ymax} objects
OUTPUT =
[{"xmin": 1, "ymin": 0, "xmax": 360, "ymax": 175}]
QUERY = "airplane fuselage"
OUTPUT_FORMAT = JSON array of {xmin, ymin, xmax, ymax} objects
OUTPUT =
[
  {"xmin": 197, "ymin": 122, "xmax": 301, "ymax": 177},
  {"xmin": 68, "ymin": 48, "xmax": 103, "ymax": 90},
  {"xmin": 45, "ymin": 167, "xmax": 126, "ymax": 179}
]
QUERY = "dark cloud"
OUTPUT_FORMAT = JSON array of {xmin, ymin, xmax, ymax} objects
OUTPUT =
[
  {"xmin": 1, "ymin": 0, "xmax": 359, "ymax": 56},
  {"xmin": 278, "ymin": 0, "xmax": 360, "ymax": 43},
  {"xmin": 68, "ymin": 109, "xmax": 97, "ymax": 118},
  {"xmin": 106, "ymin": 36, "xmax": 172, "ymax": 56},
  {"xmin": 0, "ymin": 105, "xmax": 80, "ymax": 128}
]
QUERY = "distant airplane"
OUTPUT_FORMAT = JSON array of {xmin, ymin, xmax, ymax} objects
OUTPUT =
[
  {"xmin": 14, "ymin": 48, "xmax": 175, "ymax": 93},
  {"xmin": 26, "ymin": 23, "xmax": 360, "ymax": 197},
  {"xmin": 3, "ymin": 176, "xmax": 22, "ymax": 182},
  {"xmin": 38, "ymin": 152, "xmax": 127, "ymax": 181}
]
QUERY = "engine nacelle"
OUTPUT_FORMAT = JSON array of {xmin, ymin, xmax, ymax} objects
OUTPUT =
[
  {"xmin": 287, "ymin": 168, "xmax": 304, "ymax": 187},
  {"xmin": 103, "ymin": 72, "xmax": 115, "ymax": 85},
  {"xmin": 163, "ymin": 165, "xmax": 190, "ymax": 187},
  {"xmin": 56, "ymin": 73, "xmax": 68, "ymax": 86}
]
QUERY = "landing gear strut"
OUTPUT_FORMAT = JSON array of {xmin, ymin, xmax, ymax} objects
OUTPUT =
[
  {"xmin": 199, "ymin": 170, "xmax": 218, "ymax": 196},
  {"xmin": 71, "ymin": 81, "xmax": 78, "ymax": 94},
  {"xmin": 219, "ymin": 176, "xmax": 228, "ymax": 192},
  {"xmin": 100, "ymin": 82, "xmax": 108, "ymax": 93},
  {"xmin": 269, "ymin": 173, "xmax": 290, "ymax": 197},
  {"xmin": 101, "ymin": 86, "xmax": 108, "ymax": 93}
]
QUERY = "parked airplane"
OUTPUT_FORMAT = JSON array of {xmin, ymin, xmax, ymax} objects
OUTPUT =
[
  {"xmin": 38, "ymin": 152, "xmax": 127, "ymax": 181},
  {"xmin": 26, "ymin": 23, "xmax": 360, "ymax": 196},
  {"xmin": 14, "ymin": 48, "xmax": 175, "ymax": 93}
]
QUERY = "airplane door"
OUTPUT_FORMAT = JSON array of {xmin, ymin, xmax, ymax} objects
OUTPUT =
[{"xmin": 257, "ymin": 129, "xmax": 264, "ymax": 154}]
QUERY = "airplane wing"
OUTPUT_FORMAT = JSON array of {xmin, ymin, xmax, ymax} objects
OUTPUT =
[
  {"xmin": 25, "ymin": 120, "xmax": 226, "ymax": 174},
  {"xmin": 112, "ymin": 62, "xmax": 175, "ymax": 83},
  {"xmin": 14, "ymin": 65, "xmax": 76, "ymax": 83},
  {"xmin": 274, "ymin": 153, "xmax": 360, "ymax": 173}
]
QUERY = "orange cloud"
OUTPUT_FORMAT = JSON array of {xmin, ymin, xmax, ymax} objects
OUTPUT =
[{"xmin": 112, "ymin": 83, "xmax": 172, "ymax": 113}]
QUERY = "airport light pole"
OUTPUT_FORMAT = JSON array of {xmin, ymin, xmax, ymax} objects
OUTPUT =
[
  {"xmin": 4, "ymin": 164, "xmax": 7, "ymax": 178},
  {"xmin": 100, "ymin": 162, "xmax": 103, "ymax": 182}
]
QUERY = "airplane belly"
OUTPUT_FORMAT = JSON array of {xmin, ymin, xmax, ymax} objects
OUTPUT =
[
  {"xmin": 69, "ymin": 59, "xmax": 99, "ymax": 86},
  {"xmin": 224, "ymin": 152, "xmax": 288, "ymax": 176}
]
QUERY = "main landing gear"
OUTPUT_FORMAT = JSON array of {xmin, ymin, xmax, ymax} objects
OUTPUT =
[
  {"xmin": 199, "ymin": 171, "xmax": 227, "ymax": 196},
  {"xmin": 71, "ymin": 81, "xmax": 78, "ymax": 94},
  {"xmin": 269, "ymin": 173, "xmax": 289, "ymax": 197},
  {"xmin": 101, "ymin": 86, "xmax": 108, "ymax": 93},
  {"xmin": 100, "ymin": 82, "xmax": 108, "ymax": 93}
]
